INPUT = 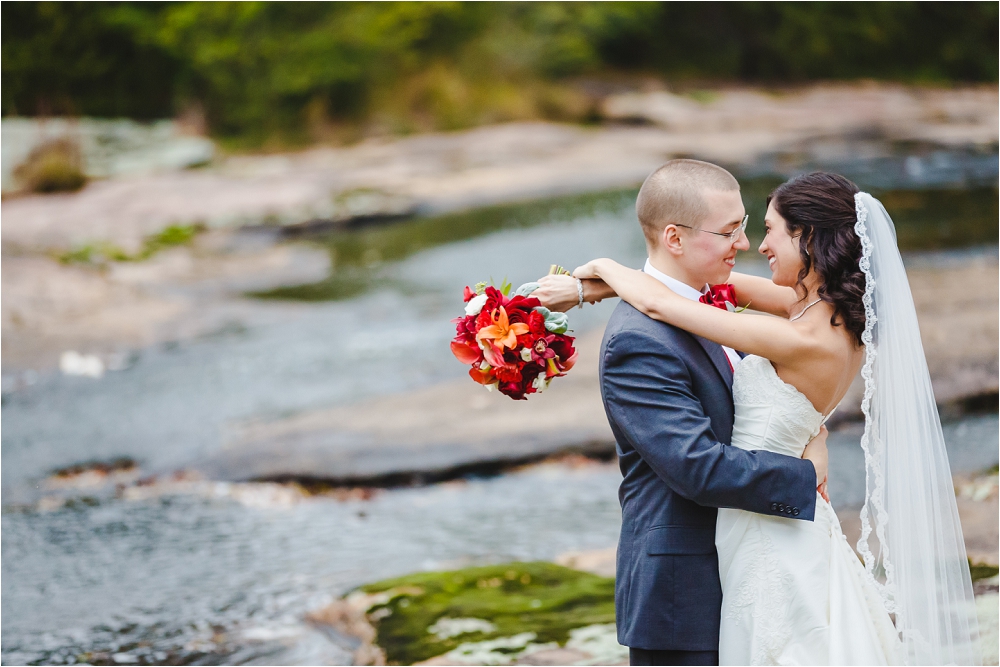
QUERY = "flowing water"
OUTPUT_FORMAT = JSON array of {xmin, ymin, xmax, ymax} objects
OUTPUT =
[{"xmin": 2, "ymin": 162, "xmax": 997, "ymax": 664}]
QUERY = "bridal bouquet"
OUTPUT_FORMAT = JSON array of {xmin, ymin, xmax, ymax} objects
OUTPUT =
[{"xmin": 450, "ymin": 278, "xmax": 577, "ymax": 400}]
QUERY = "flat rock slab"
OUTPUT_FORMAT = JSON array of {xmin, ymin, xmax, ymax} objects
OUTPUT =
[
  {"xmin": 193, "ymin": 330, "xmax": 613, "ymax": 483},
  {"xmin": 195, "ymin": 258, "xmax": 996, "ymax": 485}
]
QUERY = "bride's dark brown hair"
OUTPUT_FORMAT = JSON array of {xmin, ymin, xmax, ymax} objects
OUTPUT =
[{"xmin": 767, "ymin": 172, "xmax": 866, "ymax": 346}]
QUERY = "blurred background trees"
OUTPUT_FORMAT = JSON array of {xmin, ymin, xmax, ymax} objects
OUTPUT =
[{"xmin": 4, "ymin": 1, "xmax": 997, "ymax": 147}]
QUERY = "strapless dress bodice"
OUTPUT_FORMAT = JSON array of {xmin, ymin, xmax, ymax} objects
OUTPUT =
[
  {"xmin": 718, "ymin": 354, "xmax": 903, "ymax": 665},
  {"xmin": 730, "ymin": 355, "xmax": 824, "ymax": 458}
]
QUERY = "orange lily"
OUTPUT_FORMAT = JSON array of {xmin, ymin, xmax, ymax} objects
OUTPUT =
[{"xmin": 476, "ymin": 307, "xmax": 529, "ymax": 350}]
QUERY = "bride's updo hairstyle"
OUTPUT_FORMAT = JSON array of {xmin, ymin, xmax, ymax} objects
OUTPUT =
[{"xmin": 767, "ymin": 172, "xmax": 866, "ymax": 346}]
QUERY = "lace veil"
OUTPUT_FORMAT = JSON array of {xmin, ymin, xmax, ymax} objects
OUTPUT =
[{"xmin": 853, "ymin": 192, "xmax": 981, "ymax": 664}]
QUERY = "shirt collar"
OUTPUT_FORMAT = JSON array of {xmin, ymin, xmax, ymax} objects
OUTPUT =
[{"xmin": 643, "ymin": 258, "xmax": 706, "ymax": 302}]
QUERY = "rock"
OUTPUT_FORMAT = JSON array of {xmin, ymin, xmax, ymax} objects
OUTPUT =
[
  {"xmin": 978, "ymin": 593, "xmax": 1000, "ymax": 665},
  {"xmin": 341, "ymin": 562, "xmax": 618, "ymax": 666},
  {"xmin": 4, "ymin": 84, "xmax": 995, "ymax": 256},
  {"xmin": 307, "ymin": 595, "xmax": 386, "ymax": 666},
  {"xmin": 199, "ymin": 251, "xmax": 997, "ymax": 485},
  {"xmin": 1, "ymin": 234, "xmax": 330, "ymax": 372},
  {"xmin": 601, "ymin": 91, "xmax": 703, "ymax": 130},
  {"xmin": 59, "ymin": 350, "xmax": 105, "ymax": 378},
  {"xmin": 2, "ymin": 117, "xmax": 214, "ymax": 193},
  {"xmin": 193, "ymin": 329, "xmax": 613, "ymax": 483},
  {"xmin": 600, "ymin": 85, "xmax": 999, "ymax": 147},
  {"xmin": 554, "ymin": 548, "xmax": 617, "ymax": 578}
]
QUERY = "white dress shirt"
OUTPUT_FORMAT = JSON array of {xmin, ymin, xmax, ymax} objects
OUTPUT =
[{"xmin": 643, "ymin": 258, "xmax": 742, "ymax": 370}]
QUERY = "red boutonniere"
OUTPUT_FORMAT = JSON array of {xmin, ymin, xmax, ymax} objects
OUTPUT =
[{"xmin": 700, "ymin": 284, "xmax": 748, "ymax": 312}]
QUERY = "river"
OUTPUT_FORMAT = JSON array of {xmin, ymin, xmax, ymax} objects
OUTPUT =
[{"xmin": 2, "ymin": 167, "xmax": 997, "ymax": 665}]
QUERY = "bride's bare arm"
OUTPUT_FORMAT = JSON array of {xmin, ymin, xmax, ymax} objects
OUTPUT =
[
  {"xmin": 532, "ymin": 274, "xmax": 616, "ymax": 312},
  {"xmin": 728, "ymin": 272, "xmax": 797, "ymax": 317},
  {"xmin": 574, "ymin": 259, "xmax": 818, "ymax": 366}
]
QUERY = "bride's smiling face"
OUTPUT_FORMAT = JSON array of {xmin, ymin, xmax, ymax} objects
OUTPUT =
[{"xmin": 759, "ymin": 201, "xmax": 805, "ymax": 287}]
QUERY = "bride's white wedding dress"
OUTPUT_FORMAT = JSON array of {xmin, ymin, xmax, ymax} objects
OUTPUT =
[{"xmin": 716, "ymin": 354, "xmax": 904, "ymax": 665}]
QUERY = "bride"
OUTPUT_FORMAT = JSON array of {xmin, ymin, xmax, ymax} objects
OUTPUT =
[{"xmin": 536, "ymin": 172, "xmax": 980, "ymax": 665}]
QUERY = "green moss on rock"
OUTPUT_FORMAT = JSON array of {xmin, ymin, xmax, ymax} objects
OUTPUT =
[
  {"xmin": 356, "ymin": 561, "xmax": 615, "ymax": 665},
  {"xmin": 970, "ymin": 561, "xmax": 1000, "ymax": 581}
]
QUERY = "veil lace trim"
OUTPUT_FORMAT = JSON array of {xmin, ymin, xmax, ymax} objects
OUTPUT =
[{"xmin": 853, "ymin": 194, "xmax": 897, "ymax": 615}]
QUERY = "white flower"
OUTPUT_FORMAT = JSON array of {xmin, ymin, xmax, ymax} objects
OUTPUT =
[
  {"xmin": 465, "ymin": 294, "xmax": 488, "ymax": 317},
  {"xmin": 520, "ymin": 347, "xmax": 533, "ymax": 362},
  {"xmin": 532, "ymin": 375, "xmax": 549, "ymax": 393}
]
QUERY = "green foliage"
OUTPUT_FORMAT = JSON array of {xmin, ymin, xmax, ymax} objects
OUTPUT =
[
  {"xmin": 5, "ymin": 2, "xmax": 996, "ymax": 144},
  {"xmin": 1, "ymin": 2, "xmax": 179, "ymax": 118},
  {"xmin": 140, "ymin": 223, "xmax": 203, "ymax": 257},
  {"xmin": 358, "ymin": 561, "xmax": 615, "ymax": 665},
  {"xmin": 59, "ymin": 224, "xmax": 204, "ymax": 265}
]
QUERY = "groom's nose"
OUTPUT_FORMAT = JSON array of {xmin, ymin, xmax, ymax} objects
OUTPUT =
[{"xmin": 734, "ymin": 231, "xmax": 751, "ymax": 252}]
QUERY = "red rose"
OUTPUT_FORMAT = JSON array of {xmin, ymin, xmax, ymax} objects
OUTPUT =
[
  {"xmin": 494, "ymin": 362, "xmax": 523, "ymax": 384},
  {"xmin": 526, "ymin": 309, "xmax": 547, "ymax": 334},
  {"xmin": 481, "ymin": 286, "xmax": 540, "ymax": 315},
  {"xmin": 500, "ymin": 363, "xmax": 544, "ymax": 400},
  {"xmin": 505, "ymin": 294, "xmax": 541, "ymax": 311},
  {"xmin": 545, "ymin": 334, "xmax": 578, "ymax": 376}
]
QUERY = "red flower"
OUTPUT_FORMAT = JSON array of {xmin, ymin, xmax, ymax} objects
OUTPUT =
[
  {"xmin": 527, "ymin": 334, "xmax": 558, "ymax": 365},
  {"xmin": 451, "ymin": 340, "xmax": 482, "ymax": 365},
  {"xmin": 700, "ymin": 284, "xmax": 738, "ymax": 311},
  {"xmin": 453, "ymin": 283, "xmax": 576, "ymax": 400},
  {"xmin": 469, "ymin": 365, "xmax": 496, "ymax": 386},
  {"xmin": 481, "ymin": 286, "xmax": 540, "ymax": 315},
  {"xmin": 494, "ymin": 363, "xmax": 522, "ymax": 384},
  {"xmin": 500, "ymin": 363, "xmax": 544, "ymax": 400},
  {"xmin": 526, "ymin": 309, "xmax": 546, "ymax": 334}
]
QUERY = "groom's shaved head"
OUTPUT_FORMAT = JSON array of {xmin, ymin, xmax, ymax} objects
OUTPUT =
[{"xmin": 637, "ymin": 159, "xmax": 740, "ymax": 245}]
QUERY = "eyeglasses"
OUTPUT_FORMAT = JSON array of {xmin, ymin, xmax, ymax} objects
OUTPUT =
[{"xmin": 675, "ymin": 215, "xmax": 748, "ymax": 244}]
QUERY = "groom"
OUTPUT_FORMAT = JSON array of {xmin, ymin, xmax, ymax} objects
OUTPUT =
[{"xmin": 602, "ymin": 160, "xmax": 826, "ymax": 666}]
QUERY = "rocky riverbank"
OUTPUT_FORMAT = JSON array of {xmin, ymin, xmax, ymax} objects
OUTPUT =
[{"xmin": 2, "ymin": 83, "xmax": 997, "ymax": 376}]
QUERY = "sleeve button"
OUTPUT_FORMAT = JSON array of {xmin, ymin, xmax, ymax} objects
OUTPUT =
[
  {"xmin": 770, "ymin": 502, "xmax": 778, "ymax": 511},
  {"xmin": 792, "ymin": 508, "xmax": 800, "ymax": 516}
]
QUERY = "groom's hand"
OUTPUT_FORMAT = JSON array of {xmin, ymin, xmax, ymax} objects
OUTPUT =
[{"xmin": 802, "ymin": 426, "xmax": 830, "ymax": 503}]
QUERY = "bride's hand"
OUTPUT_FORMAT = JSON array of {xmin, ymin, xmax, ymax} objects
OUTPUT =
[
  {"xmin": 532, "ymin": 274, "xmax": 580, "ymax": 313},
  {"xmin": 572, "ymin": 259, "xmax": 610, "ymax": 280},
  {"xmin": 803, "ymin": 426, "xmax": 830, "ymax": 503}
]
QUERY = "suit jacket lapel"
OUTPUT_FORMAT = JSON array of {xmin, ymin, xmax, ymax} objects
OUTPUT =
[{"xmin": 691, "ymin": 334, "xmax": 734, "ymax": 398}]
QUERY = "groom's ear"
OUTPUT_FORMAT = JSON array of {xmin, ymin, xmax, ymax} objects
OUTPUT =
[{"xmin": 661, "ymin": 224, "xmax": 686, "ymax": 256}]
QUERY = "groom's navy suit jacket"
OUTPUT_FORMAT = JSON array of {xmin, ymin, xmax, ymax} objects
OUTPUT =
[{"xmin": 601, "ymin": 301, "xmax": 818, "ymax": 652}]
